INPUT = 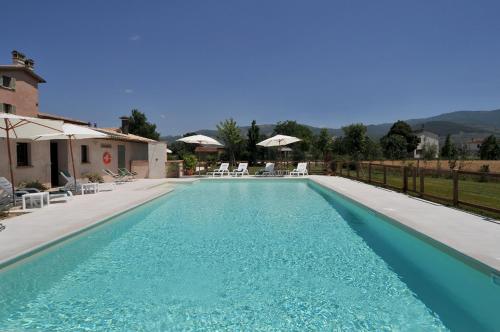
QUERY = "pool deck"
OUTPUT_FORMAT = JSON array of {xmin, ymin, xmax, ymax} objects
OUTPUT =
[
  {"xmin": 1, "ymin": 175, "xmax": 499, "ymax": 274},
  {"xmin": 0, "ymin": 179, "xmax": 174, "ymax": 267},
  {"xmin": 309, "ymin": 176, "xmax": 500, "ymax": 274}
]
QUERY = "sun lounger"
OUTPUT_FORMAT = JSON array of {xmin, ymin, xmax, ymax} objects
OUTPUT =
[
  {"xmin": 290, "ymin": 162, "xmax": 308, "ymax": 176},
  {"xmin": 231, "ymin": 163, "xmax": 249, "ymax": 177},
  {"xmin": 0, "ymin": 188, "xmax": 11, "ymax": 210},
  {"xmin": 207, "ymin": 163, "xmax": 230, "ymax": 177},
  {"xmin": 255, "ymin": 163, "xmax": 275, "ymax": 176},
  {"xmin": 103, "ymin": 169, "xmax": 128, "ymax": 183},
  {"xmin": 118, "ymin": 168, "xmax": 136, "ymax": 180},
  {"xmin": 0, "ymin": 177, "xmax": 40, "ymax": 204},
  {"xmin": 60, "ymin": 171, "xmax": 99, "ymax": 194},
  {"xmin": 48, "ymin": 189, "xmax": 73, "ymax": 203}
]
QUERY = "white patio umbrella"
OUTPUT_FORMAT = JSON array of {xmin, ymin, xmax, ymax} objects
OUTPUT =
[
  {"xmin": 177, "ymin": 135, "xmax": 223, "ymax": 175},
  {"xmin": 166, "ymin": 148, "xmax": 173, "ymax": 154},
  {"xmin": 32, "ymin": 123, "xmax": 108, "ymax": 188},
  {"xmin": 257, "ymin": 134, "xmax": 301, "ymax": 147},
  {"xmin": 177, "ymin": 134, "xmax": 223, "ymax": 146},
  {"xmin": 0, "ymin": 114, "xmax": 64, "ymax": 200},
  {"xmin": 257, "ymin": 135, "xmax": 301, "ymax": 169}
]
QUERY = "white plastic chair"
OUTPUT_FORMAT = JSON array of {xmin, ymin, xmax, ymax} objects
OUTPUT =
[
  {"xmin": 208, "ymin": 163, "xmax": 230, "ymax": 177},
  {"xmin": 290, "ymin": 162, "xmax": 308, "ymax": 176},
  {"xmin": 231, "ymin": 163, "xmax": 249, "ymax": 177},
  {"xmin": 256, "ymin": 163, "xmax": 275, "ymax": 176}
]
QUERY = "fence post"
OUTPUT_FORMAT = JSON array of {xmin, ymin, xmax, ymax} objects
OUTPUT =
[
  {"xmin": 356, "ymin": 162, "xmax": 360, "ymax": 179},
  {"xmin": 347, "ymin": 162, "xmax": 351, "ymax": 178},
  {"xmin": 412, "ymin": 167, "xmax": 417, "ymax": 191},
  {"xmin": 383, "ymin": 165, "xmax": 387, "ymax": 186},
  {"xmin": 403, "ymin": 166, "xmax": 408, "ymax": 193},
  {"xmin": 368, "ymin": 163, "xmax": 372, "ymax": 183},
  {"xmin": 453, "ymin": 170, "xmax": 459, "ymax": 206},
  {"xmin": 419, "ymin": 168, "xmax": 424, "ymax": 197}
]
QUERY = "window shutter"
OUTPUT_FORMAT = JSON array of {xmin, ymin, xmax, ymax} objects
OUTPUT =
[
  {"xmin": 11, "ymin": 105, "xmax": 16, "ymax": 114},
  {"xmin": 0, "ymin": 103, "xmax": 4, "ymax": 113},
  {"xmin": 10, "ymin": 77, "xmax": 15, "ymax": 89}
]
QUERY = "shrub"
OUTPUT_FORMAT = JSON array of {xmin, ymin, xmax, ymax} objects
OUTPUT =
[
  {"xmin": 183, "ymin": 154, "xmax": 197, "ymax": 171},
  {"xmin": 84, "ymin": 173, "xmax": 104, "ymax": 183},
  {"xmin": 479, "ymin": 164, "xmax": 490, "ymax": 173},
  {"xmin": 18, "ymin": 180, "xmax": 47, "ymax": 191},
  {"xmin": 479, "ymin": 164, "xmax": 490, "ymax": 182}
]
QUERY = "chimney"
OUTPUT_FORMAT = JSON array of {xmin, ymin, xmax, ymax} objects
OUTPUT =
[
  {"xmin": 11, "ymin": 50, "xmax": 26, "ymax": 66},
  {"xmin": 120, "ymin": 116, "xmax": 130, "ymax": 135},
  {"xmin": 25, "ymin": 58, "xmax": 35, "ymax": 70}
]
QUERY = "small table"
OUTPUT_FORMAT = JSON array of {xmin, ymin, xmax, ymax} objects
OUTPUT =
[
  {"xmin": 80, "ymin": 183, "xmax": 99, "ymax": 195},
  {"xmin": 98, "ymin": 182, "xmax": 116, "ymax": 192},
  {"xmin": 275, "ymin": 169, "xmax": 290, "ymax": 176},
  {"xmin": 22, "ymin": 192, "xmax": 50, "ymax": 210}
]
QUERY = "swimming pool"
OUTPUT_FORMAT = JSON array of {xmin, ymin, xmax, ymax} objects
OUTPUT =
[{"xmin": 0, "ymin": 179, "xmax": 499, "ymax": 331}]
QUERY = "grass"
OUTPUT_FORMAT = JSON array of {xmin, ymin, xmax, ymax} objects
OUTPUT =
[{"xmin": 342, "ymin": 166, "xmax": 500, "ymax": 219}]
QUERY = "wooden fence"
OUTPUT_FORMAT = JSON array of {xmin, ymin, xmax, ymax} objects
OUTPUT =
[{"xmin": 332, "ymin": 161, "xmax": 500, "ymax": 217}]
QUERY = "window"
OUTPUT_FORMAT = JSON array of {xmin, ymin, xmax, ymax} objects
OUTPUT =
[
  {"xmin": 0, "ymin": 103, "xmax": 15, "ymax": 114},
  {"xmin": 1, "ymin": 75, "xmax": 15, "ymax": 89},
  {"xmin": 81, "ymin": 145, "xmax": 89, "ymax": 163},
  {"xmin": 16, "ymin": 143, "xmax": 30, "ymax": 167}
]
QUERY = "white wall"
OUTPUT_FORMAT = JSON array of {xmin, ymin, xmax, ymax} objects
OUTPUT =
[{"xmin": 148, "ymin": 142, "xmax": 166, "ymax": 178}]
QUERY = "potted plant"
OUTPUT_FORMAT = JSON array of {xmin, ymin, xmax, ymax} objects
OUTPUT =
[{"xmin": 183, "ymin": 154, "xmax": 197, "ymax": 176}]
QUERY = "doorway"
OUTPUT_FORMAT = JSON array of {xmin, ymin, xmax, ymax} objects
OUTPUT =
[
  {"xmin": 118, "ymin": 145, "xmax": 126, "ymax": 169},
  {"xmin": 50, "ymin": 142, "xmax": 59, "ymax": 186}
]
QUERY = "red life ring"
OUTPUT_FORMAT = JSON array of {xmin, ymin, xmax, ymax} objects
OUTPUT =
[{"xmin": 103, "ymin": 152, "xmax": 112, "ymax": 165}]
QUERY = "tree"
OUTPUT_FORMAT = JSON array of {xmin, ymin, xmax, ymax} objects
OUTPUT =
[
  {"xmin": 127, "ymin": 109, "xmax": 160, "ymax": 140},
  {"xmin": 422, "ymin": 143, "xmax": 438, "ymax": 161},
  {"xmin": 247, "ymin": 120, "xmax": 260, "ymax": 165},
  {"xmin": 363, "ymin": 137, "xmax": 382, "ymax": 160},
  {"xmin": 315, "ymin": 128, "xmax": 332, "ymax": 162},
  {"xmin": 380, "ymin": 121, "xmax": 420, "ymax": 159},
  {"xmin": 380, "ymin": 134, "xmax": 408, "ymax": 160},
  {"xmin": 441, "ymin": 134, "xmax": 457, "ymax": 159},
  {"xmin": 169, "ymin": 132, "xmax": 197, "ymax": 158},
  {"xmin": 479, "ymin": 135, "xmax": 500, "ymax": 160},
  {"xmin": 217, "ymin": 118, "xmax": 243, "ymax": 165},
  {"xmin": 342, "ymin": 124, "xmax": 367, "ymax": 161},
  {"xmin": 273, "ymin": 120, "xmax": 313, "ymax": 160}
]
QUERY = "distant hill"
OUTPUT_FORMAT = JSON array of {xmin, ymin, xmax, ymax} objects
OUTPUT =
[{"xmin": 161, "ymin": 109, "xmax": 500, "ymax": 143}]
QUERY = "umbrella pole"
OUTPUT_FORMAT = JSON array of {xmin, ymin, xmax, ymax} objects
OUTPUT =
[
  {"xmin": 4, "ymin": 119, "xmax": 15, "ymax": 202},
  {"xmin": 68, "ymin": 137, "xmax": 77, "ymax": 189}
]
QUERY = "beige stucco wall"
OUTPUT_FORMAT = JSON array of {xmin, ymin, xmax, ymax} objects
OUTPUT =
[
  {"xmin": 0, "ymin": 137, "xmax": 155, "ymax": 188},
  {"xmin": 65, "ymin": 139, "xmax": 149, "ymax": 181},
  {"xmin": 0, "ymin": 70, "xmax": 40, "ymax": 117},
  {"xmin": 0, "ymin": 138, "xmax": 51, "ymax": 186}
]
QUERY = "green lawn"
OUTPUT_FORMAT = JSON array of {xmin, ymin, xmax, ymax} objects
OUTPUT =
[{"xmin": 342, "ymin": 166, "xmax": 500, "ymax": 219}]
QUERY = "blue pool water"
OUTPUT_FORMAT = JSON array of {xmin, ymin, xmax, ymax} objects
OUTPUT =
[{"xmin": 0, "ymin": 180, "xmax": 499, "ymax": 331}]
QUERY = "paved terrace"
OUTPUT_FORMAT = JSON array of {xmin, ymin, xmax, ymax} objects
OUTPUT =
[
  {"xmin": 0, "ymin": 179, "xmax": 175, "ymax": 267},
  {"xmin": 309, "ymin": 176, "xmax": 500, "ymax": 273}
]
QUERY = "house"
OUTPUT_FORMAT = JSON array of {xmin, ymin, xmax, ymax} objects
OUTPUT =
[
  {"xmin": 413, "ymin": 130, "xmax": 439, "ymax": 159},
  {"xmin": 463, "ymin": 138, "xmax": 483, "ymax": 157},
  {"xmin": 194, "ymin": 145, "xmax": 224, "ymax": 160},
  {"xmin": 0, "ymin": 50, "xmax": 165, "ymax": 187}
]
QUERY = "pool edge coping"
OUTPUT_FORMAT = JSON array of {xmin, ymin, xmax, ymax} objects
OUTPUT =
[
  {"xmin": 308, "ymin": 177, "xmax": 500, "ymax": 277},
  {"xmin": 0, "ymin": 186, "xmax": 176, "ymax": 271},
  {"xmin": 2, "ymin": 177, "xmax": 498, "ymax": 277}
]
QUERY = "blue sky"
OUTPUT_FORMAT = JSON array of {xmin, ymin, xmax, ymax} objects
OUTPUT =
[{"xmin": 2, "ymin": 0, "xmax": 500, "ymax": 135}]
